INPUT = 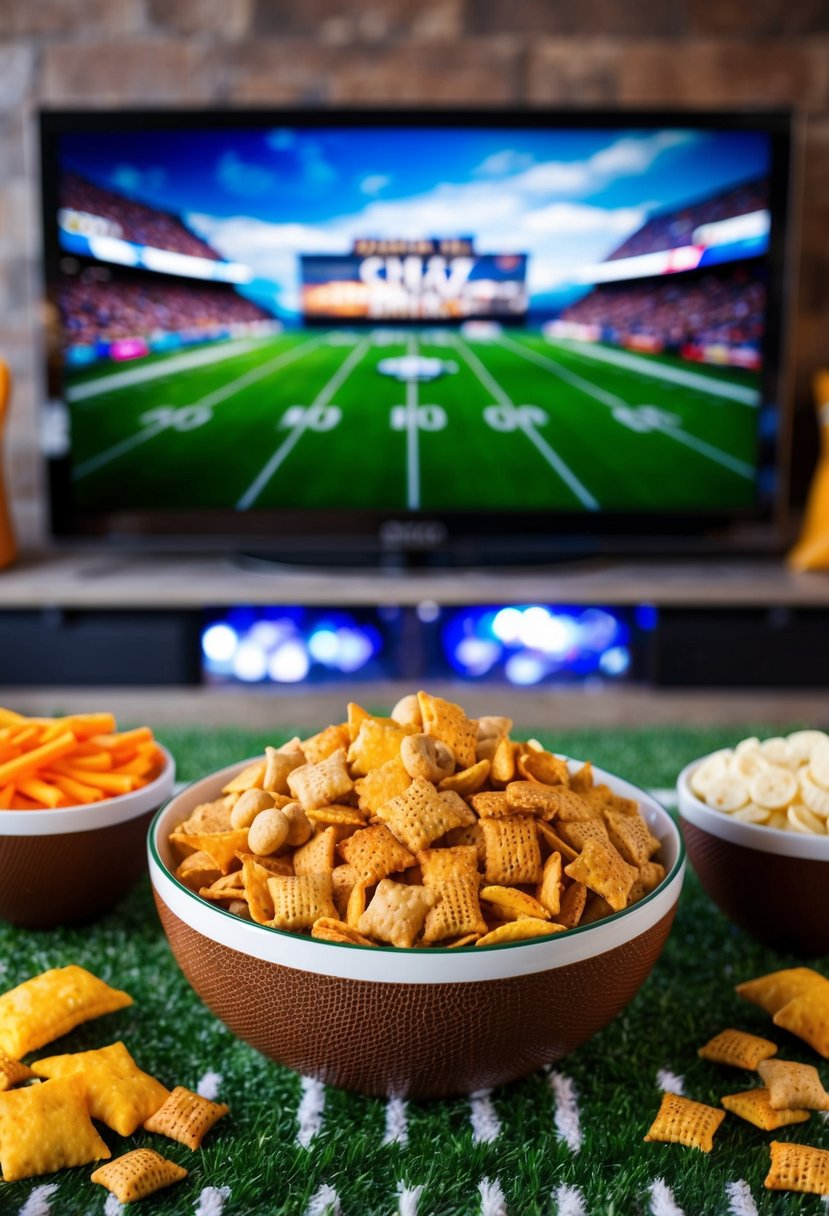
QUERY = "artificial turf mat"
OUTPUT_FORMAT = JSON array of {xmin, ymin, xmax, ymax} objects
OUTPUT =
[{"xmin": 0, "ymin": 723, "xmax": 827, "ymax": 1216}]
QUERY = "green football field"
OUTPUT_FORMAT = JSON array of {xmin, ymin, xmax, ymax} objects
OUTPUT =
[{"xmin": 66, "ymin": 330, "xmax": 761, "ymax": 514}]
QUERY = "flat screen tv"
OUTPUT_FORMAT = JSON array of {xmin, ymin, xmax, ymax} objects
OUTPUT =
[{"xmin": 39, "ymin": 107, "xmax": 794, "ymax": 564}]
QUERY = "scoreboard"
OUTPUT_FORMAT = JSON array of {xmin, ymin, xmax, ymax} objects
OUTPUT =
[{"xmin": 301, "ymin": 238, "xmax": 528, "ymax": 323}]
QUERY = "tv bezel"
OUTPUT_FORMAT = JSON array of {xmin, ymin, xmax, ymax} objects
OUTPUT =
[{"xmin": 39, "ymin": 105, "xmax": 797, "ymax": 565}]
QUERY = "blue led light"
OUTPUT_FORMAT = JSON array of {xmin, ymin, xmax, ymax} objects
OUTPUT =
[
  {"xmin": 202, "ymin": 623, "xmax": 237, "ymax": 664},
  {"xmin": 232, "ymin": 640, "xmax": 268, "ymax": 682},
  {"xmin": 599, "ymin": 645, "xmax": 631, "ymax": 676},
  {"xmin": 268, "ymin": 640, "xmax": 310, "ymax": 683},
  {"xmin": 307, "ymin": 628, "xmax": 340, "ymax": 664},
  {"xmin": 492, "ymin": 606, "xmax": 523, "ymax": 644},
  {"xmin": 505, "ymin": 653, "xmax": 548, "ymax": 685}
]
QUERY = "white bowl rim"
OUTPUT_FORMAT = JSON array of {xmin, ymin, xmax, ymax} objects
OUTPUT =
[
  {"xmin": 0, "ymin": 745, "xmax": 176, "ymax": 836},
  {"xmin": 677, "ymin": 756, "xmax": 829, "ymax": 861},
  {"xmin": 149, "ymin": 755, "xmax": 685, "ymax": 985}
]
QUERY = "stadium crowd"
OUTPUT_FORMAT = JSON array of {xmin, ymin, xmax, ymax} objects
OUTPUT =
[
  {"xmin": 60, "ymin": 272, "xmax": 273, "ymax": 346},
  {"xmin": 607, "ymin": 179, "xmax": 768, "ymax": 262},
  {"xmin": 562, "ymin": 267, "xmax": 765, "ymax": 351},
  {"xmin": 61, "ymin": 173, "xmax": 221, "ymax": 262}
]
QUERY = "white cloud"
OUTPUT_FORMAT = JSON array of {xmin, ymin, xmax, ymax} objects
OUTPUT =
[
  {"xmin": 475, "ymin": 149, "xmax": 534, "ymax": 177},
  {"xmin": 360, "ymin": 174, "xmax": 391, "ymax": 196},
  {"xmin": 523, "ymin": 202, "xmax": 645, "ymax": 235}
]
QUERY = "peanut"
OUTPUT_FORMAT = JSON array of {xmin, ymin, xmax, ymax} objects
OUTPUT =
[
  {"xmin": 401, "ymin": 733, "xmax": 455, "ymax": 783},
  {"xmin": 247, "ymin": 807, "xmax": 290, "ymax": 856},
  {"xmin": 282, "ymin": 800, "xmax": 314, "ymax": 847},
  {"xmin": 390, "ymin": 693, "xmax": 422, "ymax": 728},
  {"xmin": 230, "ymin": 788, "xmax": 275, "ymax": 829}
]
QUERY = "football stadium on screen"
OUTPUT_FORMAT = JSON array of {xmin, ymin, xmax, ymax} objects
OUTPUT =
[{"xmin": 53, "ymin": 123, "xmax": 773, "ymax": 515}]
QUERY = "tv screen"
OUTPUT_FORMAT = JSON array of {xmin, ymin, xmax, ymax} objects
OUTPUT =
[{"xmin": 39, "ymin": 108, "xmax": 793, "ymax": 561}]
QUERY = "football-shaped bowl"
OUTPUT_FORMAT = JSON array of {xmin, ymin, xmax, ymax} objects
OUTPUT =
[
  {"xmin": 150, "ymin": 758, "xmax": 684, "ymax": 1098},
  {"xmin": 0, "ymin": 746, "xmax": 175, "ymax": 929},
  {"xmin": 678, "ymin": 757, "xmax": 829, "ymax": 956}
]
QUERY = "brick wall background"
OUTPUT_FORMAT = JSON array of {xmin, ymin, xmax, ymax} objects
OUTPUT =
[{"xmin": 1, "ymin": 0, "xmax": 827, "ymax": 547}]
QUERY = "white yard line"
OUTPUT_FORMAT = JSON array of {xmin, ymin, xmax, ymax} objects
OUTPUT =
[
  {"xmin": 725, "ymin": 1179, "xmax": 759, "ymax": 1216},
  {"xmin": 75, "ymin": 335, "xmax": 328, "ymax": 479},
  {"xmin": 469, "ymin": 1089, "xmax": 501, "ymax": 1144},
  {"xmin": 237, "ymin": 337, "xmax": 371, "ymax": 510},
  {"xmin": 396, "ymin": 1183, "xmax": 423, "ymax": 1216},
  {"xmin": 499, "ymin": 334, "xmax": 753, "ymax": 480},
  {"xmin": 196, "ymin": 1070, "xmax": 223, "ymax": 1100},
  {"xmin": 657, "ymin": 1069, "xmax": 685, "ymax": 1095},
  {"xmin": 548, "ymin": 1071, "xmax": 582, "ymax": 1154},
  {"xmin": 453, "ymin": 335, "xmax": 598, "ymax": 511},
  {"xmin": 406, "ymin": 333, "xmax": 421, "ymax": 510},
  {"xmin": 648, "ymin": 1179, "xmax": 685, "ymax": 1216},
  {"xmin": 295, "ymin": 1075, "xmax": 326, "ymax": 1148},
  {"xmin": 66, "ymin": 339, "xmax": 264, "ymax": 402},
  {"xmin": 549, "ymin": 338, "xmax": 759, "ymax": 405},
  {"xmin": 194, "ymin": 1186, "xmax": 231, "ymax": 1216},
  {"xmin": 305, "ymin": 1183, "xmax": 341, "ymax": 1216},
  {"xmin": 18, "ymin": 1184, "xmax": 59, "ymax": 1216},
  {"xmin": 479, "ymin": 1177, "xmax": 508, "ymax": 1216},
  {"xmin": 383, "ymin": 1096, "xmax": 409, "ymax": 1146},
  {"xmin": 104, "ymin": 1195, "xmax": 125, "ymax": 1216},
  {"xmin": 554, "ymin": 1184, "xmax": 587, "ymax": 1216}
]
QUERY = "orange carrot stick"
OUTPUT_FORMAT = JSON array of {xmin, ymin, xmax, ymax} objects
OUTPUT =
[
  {"xmin": 69, "ymin": 752, "xmax": 113, "ymax": 771},
  {"xmin": 18, "ymin": 778, "xmax": 65, "ymax": 809},
  {"xmin": 11, "ymin": 793, "xmax": 41, "ymax": 810},
  {"xmin": 0, "ymin": 783, "xmax": 14, "ymax": 809},
  {"xmin": 89, "ymin": 727, "xmax": 153, "ymax": 753},
  {"xmin": 0, "ymin": 731, "xmax": 77, "ymax": 787},
  {"xmin": 50, "ymin": 763, "xmax": 136, "ymax": 795},
  {"xmin": 42, "ymin": 771, "xmax": 102, "ymax": 805}
]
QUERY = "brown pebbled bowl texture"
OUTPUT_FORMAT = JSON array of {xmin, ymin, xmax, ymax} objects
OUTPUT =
[
  {"xmin": 681, "ymin": 821, "xmax": 829, "ymax": 957},
  {"xmin": 155, "ymin": 893, "xmax": 677, "ymax": 1098},
  {"xmin": 0, "ymin": 811, "xmax": 155, "ymax": 929}
]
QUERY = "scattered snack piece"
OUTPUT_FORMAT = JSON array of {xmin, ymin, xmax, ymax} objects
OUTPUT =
[
  {"xmin": 91, "ymin": 1148, "xmax": 188, "ymax": 1203},
  {"xmin": 475, "ymin": 918, "xmax": 565, "ymax": 947},
  {"xmin": 698, "ymin": 1028, "xmax": 778, "ymax": 1070},
  {"xmin": 721, "ymin": 1087, "xmax": 810, "ymax": 1131},
  {"xmin": 692, "ymin": 731, "xmax": 829, "ymax": 835},
  {"xmin": 143, "ymin": 1085, "xmax": 228, "ymax": 1150},
  {"xmin": 736, "ymin": 967, "xmax": 829, "ymax": 1058},
  {"xmin": 0, "ymin": 965, "xmax": 132, "ymax": 1060},
  {"xmin": 644, "ymin": 1092, "xmax": 726, "ymax": 1153},
  {"xmin": 757, "ymin": 1058, "xmax": 829, "ymax": 1111},
  {"xmin": 764, "ymin": 1140, "xmax": 829, "ymax": 1195},
  {"xmin": 167, "ymin": 691, "xmax": 667, "ymax": 948},
  {"xmin": 0, "ymin": 1074, "xmax": 110, "ymax": 1182},
  {"xmin": 358, "ymin": 879, "xmax": 434, "ymax": 949},
  {"xmin": 0, "ymin": 1047, "xmax": 34, "ymax": 1091},
  {"xmin": 32, "ymin": 1040, "xmax": 169, "ymax": 1136}
]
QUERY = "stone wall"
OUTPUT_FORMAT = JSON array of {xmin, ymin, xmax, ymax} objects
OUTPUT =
[{"xmin": 1, "ymin": 0, "xmax": 827, "ymax": 546}]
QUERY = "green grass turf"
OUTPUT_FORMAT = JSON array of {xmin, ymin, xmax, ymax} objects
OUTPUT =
[
  {"xmin": 68, "ymin": 330, "xmax": 758, "ymax": 516},
  {"xmin": 1, "ymin": 723, "xmax": 827, "ymax": 1215}
]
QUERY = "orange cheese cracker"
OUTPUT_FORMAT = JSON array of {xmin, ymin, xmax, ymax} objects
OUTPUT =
[
  {"xmin": 721, "ymin": 1087, "xmax": 810, "ymax": 1131},
  {"xmin": 698, "ymin": 1028, "xmax": 778, "ymax": 1070},
  {"xmin": 764, "ymin": 1140, "xmax": 829, "ymax": 1194},
  {"xmin": 32, "ymin": 1040, "xmax": 169, "ymax": 1137},
  {"xmin": 0, "ymin": 1047, "xmax": 34, "ymax": 1091},
  {"xmin": 0, "ymin": 965, "xmax": 132, "ymax": 1060},
  {"xmin": 0, "ymin": 1074, "xmax": 110, "ymax": 1182}
]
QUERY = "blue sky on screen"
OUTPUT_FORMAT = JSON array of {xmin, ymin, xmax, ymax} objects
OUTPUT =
[{"xmin": 62, "ymin": 125, "xmax": 770, "ymax": 314}]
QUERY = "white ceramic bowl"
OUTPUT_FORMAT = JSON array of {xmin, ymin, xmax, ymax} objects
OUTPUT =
[
  {"xmin": 678, "ymin": 756, "xmax": 829, "ymax": 955},
  {"xmin": 0, "ymin": 746, "xmax": 175, "ymax": 929},
  {"xmin": 150, "ymin": 757, "xmax": 685, "ymax": 1097}
]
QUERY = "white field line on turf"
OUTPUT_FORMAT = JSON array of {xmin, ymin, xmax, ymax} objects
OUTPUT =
[
  {"xmin": 498, "ymin": 335, "xmax": 753, "ymax": 480},
  {"xmin": 548, "ymin": 1070, "xmax": 582, "ymax": 1153},
  {"xmin": 479, "ymin": 1177, "xmax": 508, "ymax": 1216},
  {"xmin": 725, "ymin": 1179, "xmax": 759, "ymax": 1216},
  {"xmin": 648, "ymin": 1179, "xmax": 685, "ymax": 1216},
  {"xmin": 296, "ymin": 1075, "xmax": 326, "ymax": 1148},
  {"xmin": 17, "ymin": 1183, "xmax": 59, "ymax": 1216},
  {"xmin": 237, "ymin": 336, "xmax": 372, "ymax": 509},
  {"xmin": 104, "ymin": 1194, "xmax": 125, "ymax": 1216},
  {"xmin": 75, "ymin": 334, "xmax": 329, "ymax": 479},
  {"xmin": 657, "ymin": 1069, "xmax": 685, "ymax": 1095},
  {"xmin": 383, "ymin": 1096, "xmax": 409, "ymax": 1145},
  {"xmin": 396, "ymin": 1182, "xmax": 424, "ymax": 1216},
  {"xmin": 66, "ymin": 339, "xmax": 263, "ymax": 402},
  {"xmin": 550, "ymin": 338, "xmax": 758, "ymax": 406},
  {"xmin": 305, "ymin": 1183, "xmax": 341, "ymax": 1216},
  {"xmin": 196, "ymin": 1069, "xmax": 223, "ymax": 1100},
  {"xmin": 554, "ymin": 1183, "xmax": 586, "ymax": 1216},
  {"xmin": 469, "ymin": 1089, "xmax": 502, "ymax": 1143},
  {"xmin": 406, "ymin": 332, "xmax": 421, "ymax": 511},
  {"xmin": 452, "ymin": 335, "xmax": 598, "ymax": 511},
  {"xmin": 194, "ymin": 1186, "xmax": 232, "ymax": 1216}
]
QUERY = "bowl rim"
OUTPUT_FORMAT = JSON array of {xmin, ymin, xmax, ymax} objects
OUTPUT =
[
  {"xmin": 677, "ymin": 756, "xmax": 829, "ymax": 861},
  {"xmin": 0, "ymin": 745, "xmax": 176, "ymax": 837},
  {"xmin": 149, "ymin": 755, "xmax": 686, "ymax": 985}
]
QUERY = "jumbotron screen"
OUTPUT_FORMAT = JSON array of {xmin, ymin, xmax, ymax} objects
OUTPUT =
[{"xmin": 43, "ymin": 115, "xmax": 787, "ymax": 523}]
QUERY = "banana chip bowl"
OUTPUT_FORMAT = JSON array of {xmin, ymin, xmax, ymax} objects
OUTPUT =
[
  {"xmin": 678, "ymin": 757, "xmax": 829, "ymax": 957},
  {"xmin": 150, "ymin": 757, "xmax": 684, "ymax": 1099},
  {"xmin": 0, "ymin": 746, "xmax": 175, "ymax": 930}
]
